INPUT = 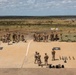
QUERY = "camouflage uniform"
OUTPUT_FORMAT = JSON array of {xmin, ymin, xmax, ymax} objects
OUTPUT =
[
  {"xmin": 50, "ymin": 33, "xmax": 54, "ymax": 41},
  {"xmin": 21, "ymin": 35, "xmax": 25, "ymax": 41},
  {"xmin": 55, "ymin": 34, "xmax": 58, "ymax": 41},
  {"xmin": 44, "ymin": 53, "xmax": 49, "ymax": 66},
  {"xmin": 34, "ymin": 52, "xmax": 38, "ymax": 64},
  {"xmin": 33, "ymin": 33, "xmax": 36, "ymax": 41},
  {"xmin": 37, "ymin": 53, "xmax": 41, "ymax": 66},
  {"xmin": 52, "ymin": 50, "xmax": 56, "ymax": 60}
]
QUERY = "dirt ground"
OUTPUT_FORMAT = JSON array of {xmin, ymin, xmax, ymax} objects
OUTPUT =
[
  {"xmin": 0, "ymin": 68, "xmax": 76, "ymax": 75},
  {"xmin": 0, "ymin": 40, "xmax": 76, "ymax": 68},
  {"xmin": 0, "ymin": 38, "xmax": 76, "ymax": 75}
]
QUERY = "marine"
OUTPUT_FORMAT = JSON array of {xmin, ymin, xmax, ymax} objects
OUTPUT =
[{"xmin": 44, "ymin": 53, "xmax": 49, "ymax": 66}]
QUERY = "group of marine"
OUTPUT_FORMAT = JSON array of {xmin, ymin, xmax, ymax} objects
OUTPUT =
[
  {"xmin": 33, "ymin": 33, "xmax": 59, "ymax": 42},
  {"xmin": 34, "ymin": 50, "xmax": 56, "ymax": 67},
  {"xmin": 0, "ymin": 32, "xmax": 59, "ymax": 44},
  {"xmin": 0, "ymin": 33, "xmax": 26, "ymax": 44}
]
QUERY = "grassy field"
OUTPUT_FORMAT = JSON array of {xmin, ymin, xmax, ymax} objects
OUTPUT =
[{"xmin": 0, "ymin": 17, "xmax": 76, "ymax": 42}]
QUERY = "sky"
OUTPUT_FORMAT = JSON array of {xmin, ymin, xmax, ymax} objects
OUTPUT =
[{"xmin": 0, "ymin": 0, "xmax": 76, "ymax": 16}]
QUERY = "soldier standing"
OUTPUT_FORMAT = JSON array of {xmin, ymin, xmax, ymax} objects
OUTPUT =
[
  {"xmin": 21, "ymin": 35, "xmax": 25, "ymax": 41},
  {"xmin": 60, "ymin": 33, "xmax": 62, "ymax": 41},
  {"xmin": 34, "ymin": 51, "xmax": 38, "ymax": 64},
  {"xmin": 18, "ymin": 33, "xmax": 20, "ymax": 42},
  {"xmin": 55, "ymin": 34, "xmax": 58, "ymax": 41},
  {"xmin": 12, "ymin": 33, "xmax": 15, "ymax": 42},
  {"xmin": 37, "ymin": 34, "xmax": 40, "ymax": 42},
  {"xmin": 2, "ymin": 35, "xmax": 6, "ymax": 43},
  {"xmin": 15, "ymin": 33, "xmax": 17, "ymax": 42},
  {"xmin": 12, "ymin": 33, "xmax": 16, "ymax": 43},
  {"xmin": 33, "ymin": 33, "xmax": 36, "ymax": 41},
  {"xmin": 44, "ymin": 34, "xmax": 47, "ymax": 42},
  {"xmin": 42, "ymin": 33, "xmax": 45, "ymax": 42},
  {"xmin": 46, "ymin": 34, "xmax": 49, "ymax": 42},
  {"xmin": 37, "ymin": 53, "xmax": 42, "ymax": 66},
  {"xmin": 7, "ymin": 33, "xmax": 11, "ymax": 45},
  {"xmin": 51, "ymin": 50, "xmax": 56, "ymax": 60},
  {"xmin": 38, "ymin": 34, "xmax": 41, "ymax": 42},
  {"xmin": 50, "ymin": 33, "xmax": 54, "ymax": 41},
  {"xmin": 44, "ymin": 53, "xmax": 49, "ymax": 66}
]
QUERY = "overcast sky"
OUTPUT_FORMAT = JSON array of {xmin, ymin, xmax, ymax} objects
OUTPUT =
[{"xmin": 0, "ymin": 0, "xmax": 76, "ymax": 16}]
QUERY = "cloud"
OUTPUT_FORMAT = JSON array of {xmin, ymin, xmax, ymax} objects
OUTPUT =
[
  {"xmin": 0, "ymin": 0, "xmax": 76, "ymax": 10},
  {"xmin": 0, "ymin": 0, "xmax": 7, "ymax": 2}
]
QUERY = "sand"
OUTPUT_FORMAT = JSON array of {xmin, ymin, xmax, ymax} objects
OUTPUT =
[{"xmin": 0, "ymin": 40, "xmax": 76, "ymax": 68}]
